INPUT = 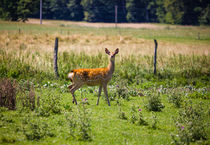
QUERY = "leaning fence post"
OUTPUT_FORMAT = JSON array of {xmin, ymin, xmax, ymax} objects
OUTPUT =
[
  {"xmin": 54, "ymin": 37, "xmax": 59, "ymax": 78},
  {"xmin": 154, "ymin": 39, "xmax": 158, "ymax": 75}
]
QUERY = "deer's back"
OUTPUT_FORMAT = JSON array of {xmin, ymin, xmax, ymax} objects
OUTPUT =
[{"xmin": 69, "ymin": 68, "xmax": 111, "ymax": 86}]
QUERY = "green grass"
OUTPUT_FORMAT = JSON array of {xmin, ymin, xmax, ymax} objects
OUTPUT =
[
  {"xmin": 1, "ymin": 20, "xmax": 210, "ymax": 43},
  {"xmin": 0, "ymin": 20, "xmax": 210, "ymax": 144}
]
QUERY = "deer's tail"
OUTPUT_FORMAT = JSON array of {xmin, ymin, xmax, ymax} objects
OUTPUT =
[{"xmin": 68, "ymin": 70, "xmax": 74, "ymax": 82}]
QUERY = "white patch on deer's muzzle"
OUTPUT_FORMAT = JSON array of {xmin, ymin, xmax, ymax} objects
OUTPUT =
[{"xmin": 68, "ymin": 72, "xmax": 74, "ymax": 79}]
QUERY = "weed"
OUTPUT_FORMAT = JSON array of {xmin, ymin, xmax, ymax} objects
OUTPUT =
[
  {"xmin": 0, "ymin": 78, "xmax": 16, "ymax": 110},
  {"xmin": 36, "ymin": 92, "xmax": 63, "ymax": 117},
  {"xmin": 151, "ymin": 112, "xmax": 158, "ymax": 129},
  {"xmin": 188, "ymin": 89, "xmax": 210, "ymax": 99},
  {"xmin": 118, "ymin": 107, "xmax": 127, "ymax": 120},
  {"xmin": 116, "ymin": 82, "xmax": 130, "ymax": 101},
  {"xmin": 144, "ymin": 93, "xmax": 164, "ymax": 112},
  {"xmin": 65, "ymin": 103, "xmax": 92, "ymax": 141},
  {"xmin": 0, "ymin": 135, "xmax": 16, "ymax": 143},
  {"xmin": 22, "ymin": 114, "xmax": 55, "ymax": 140},
  {"xmin": 136, "ymin": 108, "xmax": 148, "ymax": 126},
  {"xmin": 130, "ymin": 105, "xmax": 138, "ymax": 124},
  {"xmin": 18, "ymin": 80, "xmax": 36, "ymax": 111},
  {"xmin": 76, "ymin": 103, "xmax": 92, "ymax": 141},
  {"xmin": 172, "ymin": 101, "xmax": 208, "ymax": 144},
  {"xmin": 65, "ymin": 111, "xmax": 77, "ymax": 138},
  {"xmin": 168, "ymin": 91, "xmax": 183, "ymax": 108}
]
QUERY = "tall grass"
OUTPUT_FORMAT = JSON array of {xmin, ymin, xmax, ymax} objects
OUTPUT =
[
  {"xmin": 0, "ymin": 20, "xmax": 209, "ymax": 145},
  {"xmin": 0, "ymin": 20, "xmax": 209, "ymax": 84}
]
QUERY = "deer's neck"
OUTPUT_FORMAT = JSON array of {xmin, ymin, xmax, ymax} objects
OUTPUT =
[{"xmin": 107, "ymin": 60, "xmax": 115, "ymax": 75}]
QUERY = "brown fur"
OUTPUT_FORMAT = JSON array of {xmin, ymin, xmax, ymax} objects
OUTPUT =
[{"xmin": 68, "ymin": 48, "xmax": 119, "ymax": 106}]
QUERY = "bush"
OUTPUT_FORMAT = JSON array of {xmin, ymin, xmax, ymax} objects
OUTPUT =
[
  {"xmin": 129, "ymin": 105, "xmax": 137, "ymax": 124},
  {"xmin": 36, "ymin": 92, "xmax": 62, "ymax": 117},
  {"xmin": 0, "ymin": 78, "xmax": 16, "ymax": 110},
  {"xmin": 110, "ymin": 81, "xmax": 130, "ymax": 101},
  {"xmin": 136, "ymin": 109, "xmax": 148, "ymax": 126},
  {"xmin": 23, "ymin": 115, "xmax": 55, "ymax": 140},
  {"xmin": 144, "ymin": 93, "xmax": 164, "ymax": 112},
  {"xmin": 168, "ymin": 91, "xmax": 183, "ymax": 108},
  {"xmin": 172, "ymin": 101, "xmax": 208, "ymax": 144},
  {"xmin": 118, "ymin": 108, "xmax": 127, "ymax": 120},
  {"xmin": 19, "ymin": 81, "xmax": 36, "ymax": 111},
  {"xmin": 65, "ymin": 103, "xmax": 92, "ymax": 141}
]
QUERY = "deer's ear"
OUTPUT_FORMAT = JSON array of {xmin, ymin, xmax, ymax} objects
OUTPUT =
[
  {"xmin": 114, "ymin": 48, "xmax": 119, "ymax": 55},
  {"xmin": 105, "ymin": 48, "xmax": 110, "ymax": 55}
]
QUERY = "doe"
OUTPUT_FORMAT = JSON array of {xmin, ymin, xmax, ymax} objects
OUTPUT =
[{"xmin": 68, "ymin": 48, "xmax": 119, "ymax": 106}]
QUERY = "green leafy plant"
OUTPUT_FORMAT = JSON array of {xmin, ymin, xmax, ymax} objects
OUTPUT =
[
  {"xmin": 22, "ymin": 115, "xmax": 55, "ymax": 140},
  {"xmin": 144, "ymin": 93, "xmax": 164, "ymax": 112},
  {"xmin": 65, "ymin": 103, "xmax": 92, "ymax": 141},
  {"xmin": 136, "ymin": 108, "xmax": 148, "ymax": 126},
  {"xmin": 130, "ymin": 105, "xmax": 137, "ymax": 124},
  {"xmin": 172, "ymin": 101, "xmax": 208, "ymax": 144},
  {"xmin": 168, "ymin": 91, "xmax": 183, "ymax": 108},
  {"xmin": 151, "ymin": 112, "xmax": 158, "ymax": 129},
  {"xmin": 118, "ymin": 108, "xmax": 127, "ymax": 120},
  {"xmin": 36, "ymin": 92, "xmax": 62, "ymax": 117}
]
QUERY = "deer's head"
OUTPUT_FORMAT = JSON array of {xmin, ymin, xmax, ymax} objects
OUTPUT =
[{"xmin": 105, "ymin": 48, "xmax": 119, "ymax": 62}]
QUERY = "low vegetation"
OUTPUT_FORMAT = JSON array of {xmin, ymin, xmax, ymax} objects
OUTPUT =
[{"xmin": 0, "ymin": 20, "xmax": 209, "ymax": 144}]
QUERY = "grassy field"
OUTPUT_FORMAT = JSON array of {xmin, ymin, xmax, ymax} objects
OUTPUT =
[{"xmin": 0, "ymin": 19, "xmax": 210, "ymax": 145}]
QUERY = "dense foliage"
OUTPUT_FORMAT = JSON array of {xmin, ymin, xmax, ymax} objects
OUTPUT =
[{"xmin": 0, "ymin": 0, "xmax": 210, "ymax": 25}]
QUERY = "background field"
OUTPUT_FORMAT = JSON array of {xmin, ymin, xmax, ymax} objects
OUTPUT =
[{"xmin": 0, "ymin": 19, "xmax": 209, "ymax": 145}]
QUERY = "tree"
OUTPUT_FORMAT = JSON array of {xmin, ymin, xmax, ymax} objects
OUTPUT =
[
  {"xmin": 126, "ymin": 0, "xmax": 151, "ymax": 22},
  {"xmin": 82, "ymin": 0, "xmax": 125, "ymax": 22},
  {"xmin": 0, "ymin": 0, "xmax": 19, "ymax": 21},
  {"xmin": 0, "ymin": 0, "xmax": 39, "ymax": 22},
  {"xmin": 156, "ymin": 0, "xmax": 166, "ymax": 23},
  {"xmin": 67, "ymin": 0, "xmax": 84, "ymax": 21},
  {"xmin": 17, "ymin": 0, "xmax": 39, "ymax": 22},
  {"xmin": 164, "ymin": 0, "xmax": 184, "ymax": 24},
  {"xmin": 198, "ymin": 0, "xmax": 210, "ymax": 25}
]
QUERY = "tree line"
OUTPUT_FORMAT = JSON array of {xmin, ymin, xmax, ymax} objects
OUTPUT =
[{"xmin": 0, "ymin": 0, "xmax": 210, "ymax": 25}]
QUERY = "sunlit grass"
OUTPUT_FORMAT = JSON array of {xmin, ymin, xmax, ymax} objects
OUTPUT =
[{"xmin": 0, "ymin": 19, "xmax": 209, "ymax": 145}]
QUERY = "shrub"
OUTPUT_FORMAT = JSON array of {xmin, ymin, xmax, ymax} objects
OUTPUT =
[
  {"xmin": 0, "ymin": 78, "xmax": 16, "ymax": 110},
  {"xmin": 23, "ymin": 115, "xmax": 55, "ymax": 140},
  {"xmin": 168, "ymin": 91, "xmax": 183, "ymax": 108},
  {"xmin": 129, "ymin": 105, "xmax": 137, "ymax": 124},
  {"xmin": 136, "ymin": 108, "xmax": 148, "ymax": 126},
  {"xmin": 77, "ymin": 103, "xmax": 92, "ymax": 141},
  {"xmin": 36, "ymin": 92, "xmax": 62, "ymax": 117},
  {"xmin": 112, "ymin": 81, "xmax": 130, "ymax": 101},
  {"xmin": 188, "ymin": 89, "xmax": 210, "ymax": 99},
  {"xmin": 151, "ymin": 112, "xmax": 158, "ymax": 129},
  {"xmin": 144, "ymin": 93, "xmax": 164, "ymax": 112},
  {"xmin": 19, "ymin": 80, "xmax": 36, "ymax": 111},
  {"xmin": 172, "ymin": 101, "xmax": 208, "ymax": 144},
  {"xmin": 0, "ymin": 135, "xmax": 16, "ymax": 143},
  {"xmin": 65, "ymin": 103, "xmax": 92, "ymax": 141},
  {"xmin": 118, "ymin": 107, "xmax": 127, "ymax": 120}
]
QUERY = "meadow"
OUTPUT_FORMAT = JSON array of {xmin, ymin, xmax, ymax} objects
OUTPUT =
[{"xmin": 0, "ymin": 19, "xmax": 210, "ymax": 145}]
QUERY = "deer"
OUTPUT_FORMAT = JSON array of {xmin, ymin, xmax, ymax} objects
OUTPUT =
[{"xmin": 67, "ymin": 48, "xmax": 119, "ymax": 106}]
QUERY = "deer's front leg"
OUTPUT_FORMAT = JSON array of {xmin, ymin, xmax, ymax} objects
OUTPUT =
[
  {"xmin": 97, "ymin": 86, "xmax": 102, "ymax": 105},
  {"xmin": 102, "ymin": 84, "xmax": 111, "ymax": 106}
]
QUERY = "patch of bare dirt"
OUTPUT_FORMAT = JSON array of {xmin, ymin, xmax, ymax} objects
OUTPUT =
[{"xmin": 27, "ymin": 19, "xmax": 169, "ymax": 29}]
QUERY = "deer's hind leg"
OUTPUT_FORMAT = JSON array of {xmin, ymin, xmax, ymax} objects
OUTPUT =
[
  {"xmin": 70, "ymin": 84, "xmax": 82, "ymax": 105},
  {"xmin": 96, "ymin": 85, "xmax": 102, "ymax": 105}
]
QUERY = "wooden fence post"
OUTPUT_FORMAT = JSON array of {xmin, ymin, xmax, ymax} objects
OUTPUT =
[
  {"xmin": 154, "ymin": 39, "xmax": 158, "ymax": 75},
  {"xmin": 54, "ymin": 37, "xmax": 59, "ymax": 78}
]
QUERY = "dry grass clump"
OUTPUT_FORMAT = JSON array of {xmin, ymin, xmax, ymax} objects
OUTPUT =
[{"xmin": 0, "ymin": 78, "xmax": 17, "ymax": 110}]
